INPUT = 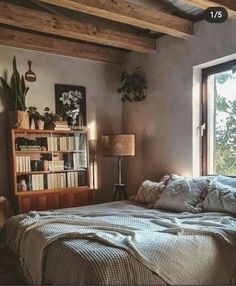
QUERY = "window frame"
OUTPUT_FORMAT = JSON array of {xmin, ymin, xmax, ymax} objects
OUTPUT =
[{"xmin": 201, "ymin": 59, "xmax": 236, "ymax": 175}]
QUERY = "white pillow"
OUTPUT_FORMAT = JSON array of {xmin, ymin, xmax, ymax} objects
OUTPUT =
[
  {"xmin": 203, "ymin": 181, "xmax": 236, "ymax": 215},
  {"xmin": 154, "ymin": 177, "xmax": 209, "ymax": 213},
  {"xmin": 135, "ymin": 180, "xmax": 165, "ymax": 204},
  {"xmin": 165, "ymin": 174, "xmax": 211, "ymax": 200},
  {"xmin": 159, "ymin": 174, "xmax": 171, "ymax": 184}
]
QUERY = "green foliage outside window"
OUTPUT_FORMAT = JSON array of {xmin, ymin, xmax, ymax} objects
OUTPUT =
[{"xmin": 214, "ymin": 70, "xmax": 236, "ymax": 175}]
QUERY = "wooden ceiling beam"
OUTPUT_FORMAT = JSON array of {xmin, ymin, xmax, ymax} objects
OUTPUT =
[
  {"xmin": 181, "ymin": 0, "xmax": 236, "ymax": 18},
  {"xmin": 0, "ymin": 27, "xmax": 126, "ymax": 65},
  {"xmin": 0, "ymin": 2, "xmax": 155, "ymax": 53},
  {"xmin": 37, "ymin": 0, "xmax": 194, "ymax": 39}
]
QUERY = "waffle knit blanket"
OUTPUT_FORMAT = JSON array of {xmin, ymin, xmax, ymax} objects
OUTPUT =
[{"xmin": 5, "ymin": 202, "xmax": 236, "ymax": 285}]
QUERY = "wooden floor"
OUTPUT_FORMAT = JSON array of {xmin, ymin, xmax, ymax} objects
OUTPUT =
[{"xmin": 0, "ymin": 244, "xmax": 26, "ymax": 285}]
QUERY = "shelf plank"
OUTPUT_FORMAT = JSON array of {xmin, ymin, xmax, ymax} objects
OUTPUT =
[
  {"xmin": 15, "ymin": 150, "xmax": 85, "ymax": 154},
  {"xmin": 13, "ymin": 128, "xmax": 88, "ymax": 134},
  {"xmin": 16, "ymin": 169, "xmax": 87, "ymax": 175},
  {"xmin": 15, "ymin": 186, "xmax": 91, "ymax": 196}
]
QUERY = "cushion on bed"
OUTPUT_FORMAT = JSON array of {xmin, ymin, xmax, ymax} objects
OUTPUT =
[
  {"xmin": 154, "ymin": 176, "xmax": 210, "ymax": 213},
  {"xmin": 159, "ymin": 174, "xmax": 171, "ymax": 184},
  {"xmin": 166, "ymin": 174, "xmax": 213, "ymax": 199},
  {"xmin": 216, "ymin": 176, "xmax": 236, "ymax": 188},
  {"xmin": 135, "ymin": 180, "xmax": 165, "ymax": 204},
  {"xmin": 203, "ymin": 181, "xmax": 236, "ymax": 215}
]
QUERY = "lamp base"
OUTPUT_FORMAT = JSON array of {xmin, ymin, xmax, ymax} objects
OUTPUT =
[{"xmin": 112, "ymin": 184, "xmax": 128, "ymax": 201}]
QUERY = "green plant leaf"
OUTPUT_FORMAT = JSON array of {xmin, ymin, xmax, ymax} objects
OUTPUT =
[{"xmin": 0, "ymin": 77, "xmax": 11, "ymax": 96}]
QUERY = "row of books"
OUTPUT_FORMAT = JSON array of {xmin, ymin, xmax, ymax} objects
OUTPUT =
[
  {"xmin": 16, "ymin": 157, "xmax": 86, "ymax": 174},
  {"xmin": 16, "ymin": 156, "xmax": 31, "ymax": 172},
  {"xmin": 32, "ymin": 174, "xmax": 44, "ymax": 190},
  {"xmin": 47, "ymin": 135, "xmax": 86, "ymax": 151},
  {"xmin": 47, "ymin": 173, "xmax": 67, "ymax": 189},
  {"xmin": 53, "ymin": 121, "xmax": 70, "ymax": 131},
  {"xmin": 59, "ymin": 137, "xmax": 74, "ymax": 151},
  {"xmin": 73, "ymin": 153, "xmax": 86, "ymax": 169},
  {"xmin": 48, "ymin": 160, "xmax": 65, "ymax": 171},
  {"xmin": 67, "ymin": 171, "xmax": 86, "ymax": 187},
  {"xmin": 19, "ymin": 145, "xmax": 41, "ymax": 151},
  {"xmin": 17, "ymin": 171, "xmax": 87, "ymax": 191}
]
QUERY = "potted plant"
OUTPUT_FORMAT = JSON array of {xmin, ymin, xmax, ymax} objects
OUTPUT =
[
  {"xmin": 117, "ymin": 66, "xmax": 147, "ymax": 102},
  {"xmin": 27, "ymin": 106, "xmax": 45, "ymax": 130},
  {"xmin": 43, "ymin": 107, "xmax": 62, "ymax": 129},
  {"xmin": 0, "ymin": 57, "xmax": 30, "ymax": 129}
]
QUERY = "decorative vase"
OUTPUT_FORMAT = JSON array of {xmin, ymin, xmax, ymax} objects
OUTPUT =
[
  {"xmin": 43, "ymin": 160, "xmax": 49, "ymax": 171},
  {"xmin": 30, "ymin": 118, "xmax": 36, "ymax": 129},
  {"xmin": 9, "ymin": 111, "xmax": 29, "ymax": 129},
  {"xmin": 37, "ymin": 120, "xmax": 44, "ymax": 130}
]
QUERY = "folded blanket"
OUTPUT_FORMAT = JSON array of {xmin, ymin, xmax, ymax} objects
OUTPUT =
[{"xmin": 14, "ymin": 208, "xmax": 236, "ymax": 285}]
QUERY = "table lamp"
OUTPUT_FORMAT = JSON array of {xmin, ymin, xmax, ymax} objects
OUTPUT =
[{"xmin": 102, "ymin": 134, "xmax": 135, "ymax": 200}]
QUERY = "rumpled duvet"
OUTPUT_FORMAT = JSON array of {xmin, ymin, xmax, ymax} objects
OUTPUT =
[{"xmin": 4, "ymin": 201, "xmax": 236, "ymax": 285}]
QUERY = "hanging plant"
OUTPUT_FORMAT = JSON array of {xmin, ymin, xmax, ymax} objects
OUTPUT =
[{"xmin": 117, "ymin": 66, "xmax": 147, "ymax": 103}]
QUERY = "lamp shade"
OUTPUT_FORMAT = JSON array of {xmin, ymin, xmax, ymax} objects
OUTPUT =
[{"xmin": 102, "ymin": 134, "xmax": 135, "ymax": 157}]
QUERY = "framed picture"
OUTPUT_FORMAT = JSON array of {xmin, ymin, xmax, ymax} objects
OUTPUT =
[{"xmin": 55, "ymin": 84, "xmax": 87, "ymax": 126}]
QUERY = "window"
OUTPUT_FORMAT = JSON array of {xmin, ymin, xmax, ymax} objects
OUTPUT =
[{"xmin": 202, "ymin": 60, "xmax": 236, "ymax": 175}]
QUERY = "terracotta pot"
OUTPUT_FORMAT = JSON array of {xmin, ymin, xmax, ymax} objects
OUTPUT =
[{"xmin": 9, "ymin": 111, "xmax": 29, "ymax": 129}]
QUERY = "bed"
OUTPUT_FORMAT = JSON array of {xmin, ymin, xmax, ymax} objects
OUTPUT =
[{"xmin": 2, "ymin": 199, "xmax": 236, "ymax": 285}]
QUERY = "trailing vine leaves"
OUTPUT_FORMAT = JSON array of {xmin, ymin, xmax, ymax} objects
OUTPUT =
[{"xmin": 117, "ymin": 66, "xmax": 147, "ymax": 102}]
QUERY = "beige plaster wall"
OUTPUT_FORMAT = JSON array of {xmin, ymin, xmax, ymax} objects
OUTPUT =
[{"xmin": 0, "ymin": 45, "xmax": 122, "ymax": 202}]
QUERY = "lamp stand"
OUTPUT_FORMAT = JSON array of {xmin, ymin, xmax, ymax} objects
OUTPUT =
[
  {"xmin": 112, "ymin": 157, "xmax": 128, "ymax": 201},
  {"xmin": 92, "ymin": 160, "xmax": 95, "ymax": 190}
]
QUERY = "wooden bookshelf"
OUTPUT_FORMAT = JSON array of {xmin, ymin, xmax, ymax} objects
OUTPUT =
[{"xmin": 10, "ymin": 129, "xmax": 93, "ymax": 213}]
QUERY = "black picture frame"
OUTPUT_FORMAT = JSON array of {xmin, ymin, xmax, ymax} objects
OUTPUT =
[{"xmin": 54, "ymin": 84, "xmax": 87, "ymax": 126}]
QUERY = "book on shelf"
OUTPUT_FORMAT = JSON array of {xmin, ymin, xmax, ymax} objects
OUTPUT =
[
  {"xmin": 16, "ymin": 156, "xmax": 31, "ymax": 172},
  {"xmin": 19, "ymin": 145, "xmax": 41, "ymax": 151},
  {"xmin": 47, "ymin": 173, "xmax": 66, "ymax": 189},
  {"xmin": 74, "ymin": 134, "xmax": 86, "ymax": 151},
  {"xmin": 73, "ymin": 153, "xmax": 86, "ymax": 169},
  {"xmin": 54, "ymin": 127, "xmax": 71, "ymax": 131},
  {"xmin": 78, "ymin": 170, "xmax": 87, "ymax": 186},
  {"xmin": 67, "ymin": 170, "xmax": 87, "ymax": 187},
  {"xmin": 32, "ymin": 174, "xmax": 44, "ymax": 190},
  {"xmin": 48, "ymin": 160, "xmax": 65, "ymax": 171},
  {"xmin": 45, "ymin": 134, "xmax": 87, "ymax": 152},
  {"xmin": 63, "ymin": 153, "xmax": 74, "ymax": 170},
  {"xmin": 47, "ymin": 137, "xmax": 59, "ymax": 151},
  {"xmin": 53, "ymin": 121, "xmax": 71, "ymax": 131},
  {"xmin": 67, "ymin": 137, "xmax": 74, "ymax": 151}
]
